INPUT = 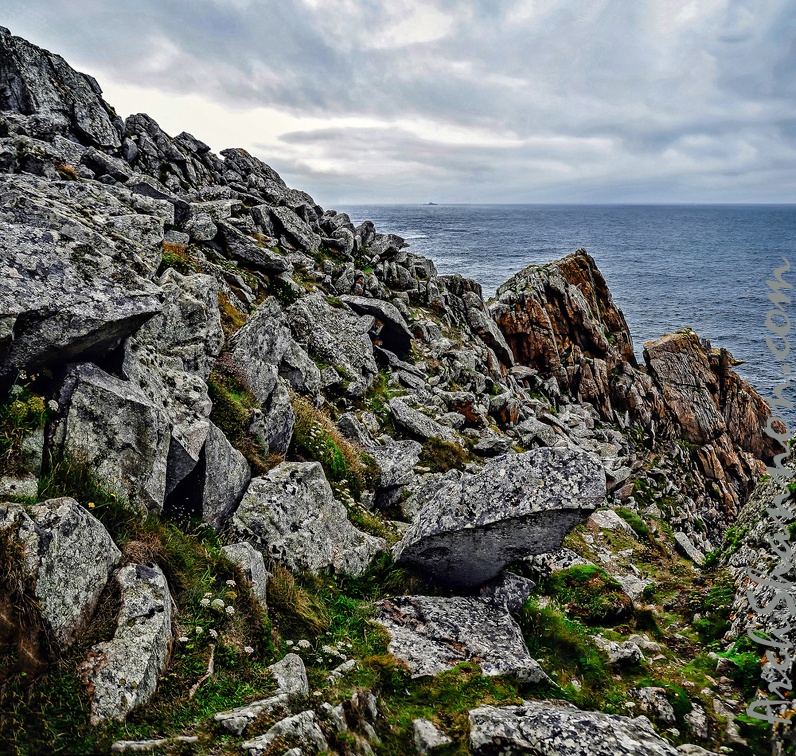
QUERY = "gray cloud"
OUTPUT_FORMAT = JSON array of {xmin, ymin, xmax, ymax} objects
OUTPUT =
[{"xmin": 3, "ymin": 0, "xmax": 796, "ymax": 203}]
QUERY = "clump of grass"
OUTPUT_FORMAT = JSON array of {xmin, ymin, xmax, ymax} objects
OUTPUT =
[
  {"xmin": 0, "ymin": 378, "xmax": 52, "ymax": 477},
  {"xmin": 689, "ymin": 574, "xmax": 735, "ymax": 645},
  {"xmin": 218, "ymin": 291, "xmax": 249, "ymax": 340},
  {"xmin": 518, "ymin": 599, "xmax": 608, "ymax": 690},
  {"xmin": 418, "ymin": 437, "xmax": 470, "ymax": 473},
  {"xmin": 156, "ymin": 242, "xmax": 197, "ymax": 277},
  {"xmin": 291, "ymin": 396, "xmax": 379, "ymax": 502},
  {"xmin": 54, "ymin": 162, "xmax": 78, "ymax": 181},
  {"xmin": 615, "ymin": 507, "xmax": 650, "ymax": 541},
  {"xmin": 542, "ymin": 565, "xmax": 633, "ymax": 624},
  {"xmin": 207, "ymin": 354, "xmax": 276, "ymax": 475}
]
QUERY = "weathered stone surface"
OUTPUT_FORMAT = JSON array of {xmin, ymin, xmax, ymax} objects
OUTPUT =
[
  {"xmin": 196, "ymin": 423, "xmax": 250, "ymax": 529},
  {"xmin": 241, "ymin": 710, "xmax": 328, "ymax": 755},
  {"xmin": 62, "ymin": 364, "xmax": 171, "ymax": 511},
  {"xmin": 231, "ymin": 297, "xmax": 321, "ymax": 402},
  {"xmin": 216, "ymin": 221, "xmax": 291, "ymax": 273},
  {"xmin": 388, "ymin": 398, "xmax": 458, "ymax": 444},
  {"xmin": 269, "ymin": 206, "xmax": 321, "ymax": 251},
  {"xmin": 0, "ymin": 497, "xmax": 121, "ymax": 646},
  {"xmin": 633, "ymin": 687, "xmax": 677, "ymax": 725},
  {"xmin": 394, "ymin": 448, "xmax": 605, "ymax": 586},
  {"xmin": 123, "ymin": 270, "xmax": 222, "ymax": 497},
  {"xmin": 214, "ymin": 653, "xmax": 307, "ymax": 735},
  {"xmin": 413, "ymin": 718, "xmax": 452, "ymax": 753},
  {"xmin": 593, "ymin": 635, "xmax": 644, "ymax": 665},
  {"xmin": 523, "ymin": 547, "xmax": 594, "ymax": 578},
  {"xmin": 0, "ymin": 474, "xmax": 38, "ymax": 499},
  {"xmin": 674, "ymin": 531, "xmax": 705, "ymax": 565},
  {"xmin": 233, "ymin": 462, "xmax": 385, "ymax": 576},
  {"xmin": 375, "ymin": 595, "xmax": 547, "ymax": 682},
  {"xmin": 82, "ymin": 563, "xmax": 173, "ymax": 724},
  {"xmin": 341, "ymin": 294, "xmax": 414, "ymax": 356},
  {"xmin": 368, "ymin": 439, "xmax": 422, "ymax": 489},
  {"xmin": 110, "ymin": 736, "xmax": 199, "ymax": 752},
  {"xmin": 490, "ymin": 249, "xmax": 636, "ymax": 416},
  {"xmin": 0, "ymin": 28, "xmax": 121, "ymax": 149},
  {"xmin": 479, "ymin": 571, "xmax": 536, "ymax": 613},
  {"xmin": 589, "ymin": 509, "xmax": 636, "ymax": 535},
  {"xmin": 221, "ymin": 541, "xmax": 267, "ymax": 610},
  {"xmin": 469, "ymin": 700, "xmax": 680, "ymax": 755},
  {"xmin": 289, "ymin": 294, "xmax": 377, "ymax": 391},
  {"xmin": 0, "ymin": 175, "xmax": 162, "ymax": 384}
]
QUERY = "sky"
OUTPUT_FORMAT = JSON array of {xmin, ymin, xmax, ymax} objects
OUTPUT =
[{"xmin": 3, "ymin": 0, "xmax": 796, "ymax": 204}]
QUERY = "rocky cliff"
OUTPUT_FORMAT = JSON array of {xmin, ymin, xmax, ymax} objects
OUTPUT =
[{"xmin": 0, "ymin": 28, "xmax": 785, "ymax": 756}]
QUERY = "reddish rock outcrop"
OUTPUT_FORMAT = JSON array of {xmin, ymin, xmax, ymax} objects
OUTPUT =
[{"xmin": 491, "ymin": 250, "xmax": 783, "ymax": 540}]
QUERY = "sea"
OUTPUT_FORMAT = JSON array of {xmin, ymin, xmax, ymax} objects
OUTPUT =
[{"xmin": 339, "ymin": 204, "xmax": 796, "ymax": 424}]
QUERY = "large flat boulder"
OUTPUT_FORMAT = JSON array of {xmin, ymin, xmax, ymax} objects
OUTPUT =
[
  {"xmin": 232, "ymin": 462, "xmax": 385, "ymax": 576},
  {"xmin": 468, "ymin": 700, "xmax": 680, "ymax": 755},
  {"xmin": 388, "ymin": 397, "xmax": 458, "ymax": 444},
  {"xmin": 0, "ymin": 497, "xmax": 121, "ymax": 647},
  {"xmin": 375, "ymin": 595, "xmax": 547, "ymax": 682},
  {"xmin": 81, "ymin": 563, "xmax": 173, "ymax": 724},
  {"xmin": 0, "ymin": 175, "xmax": 162, "ymax": 386},
  {"xmin": 393, "ymin": 448, "xmax": 604, "ymax": 586}
]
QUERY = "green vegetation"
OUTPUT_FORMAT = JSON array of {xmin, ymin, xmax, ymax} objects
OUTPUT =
[
  {"xmin": 418, "ymin": 437, "xmax": 470, "ymax": 473},
  {"xmin": 689, "ymin": 575, "xmax": 735, "ymax": 646},
  {"xmin": 542, "ymin": 565, "xmax": 633, "ymax": 624},
  {"xmin": 615, "ymin": 507, "xmax": 651, "ymax": 541},
  {"xmin": 207, "ymin": 355, "xmax": 275, "ymax": 475},
  {"xmin": 0, "ymin": 377, "xmax": 51, "ymax": 479},
  {"xmin": 157, "ymin": 242, "xmax": 198, "ymax": 277},
  {"xmin": 291, "ymin": 395, "xmax": 379, "ymax": 503}
]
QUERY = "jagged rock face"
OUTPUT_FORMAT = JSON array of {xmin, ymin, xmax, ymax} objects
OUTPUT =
[
  {"xmin": 0, "ymin": 27, "xmax": 121, "ymax": 149},
  {"xmin": 468, "ymin": 700, "xmax": 680, "ymax": 755},
  {"xmin": 81, "ymin": 563, "xmax": 173, "ymax": 724},
  {"xmin": 394, "ymin": 448, "xmax": 605, "ymax": 586},
  {"xmin": 232, "ymin": 462, "xmax": 386, "ymax": 576},
  {"xmin": 241, "ymin": 710, "xmax": 329, "ymax": 756},
  {"xmin": 340, "ymin": 294, "xmax": 414, "ymax": 356},
  {"xmin": 196, "ymin": 424, "xmax": 251, "ymax": 529},
  {"xmin": 375, "ymin": 595, "xmax": 548, "ymax": 682},
  {"xmin": 0, "ymin": 175, "xmax": 163, "ymax": 386},
  {"xmin": 0, "ymin": 497, "xmax": 120, "ymax": 647},
  {"xmin": 61, "ymin": 363, "xmax": 172, "ymax": 512},
  {"xmin": 490, "ymin": 249, "xmax": 635, "ymax": 407}
]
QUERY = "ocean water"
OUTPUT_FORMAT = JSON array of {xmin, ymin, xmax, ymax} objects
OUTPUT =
[{"xmin": 339, "ymin": 204, "xmax": 796, "ymax": 423}]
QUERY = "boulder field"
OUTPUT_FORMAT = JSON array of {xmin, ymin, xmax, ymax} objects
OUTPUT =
[{"xmin": 0, "ymin": 27, "xmax": 783, "ymax": 756}]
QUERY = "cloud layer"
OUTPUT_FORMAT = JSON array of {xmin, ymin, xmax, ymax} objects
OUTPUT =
[{"xmin": 4, "ymin": 0, "xmax": 796, "ymax": 203}]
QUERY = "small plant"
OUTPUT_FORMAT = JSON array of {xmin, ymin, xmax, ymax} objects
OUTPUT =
[
  {"xmin": 291, "ymin": 396, "xmax": 379, "ymax": 502},
  {"xmin": 54, "ymin": 162, "xmax": 78, "ymax": 181},
  {"xmin": 0, "ymin": 377, "xmax": 54, "ymax": 478},
  {"xmin": 614, "ymin": 507, "xmax": 650, "ymax": 541},
  {"xmin": 157, "ymin": 242, "xmax": 197, "ymax": 277},
  {"xmin": 542, "ymin": 565, "xmax": 633, "ymax": 624},
  {"xmin": 418, "ymin": 437, "xmax": 470, "ymax": 473}
]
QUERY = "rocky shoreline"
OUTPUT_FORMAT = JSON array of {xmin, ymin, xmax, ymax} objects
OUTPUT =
[{"xmin": 0, "ymin": 27, "xmax": 789, "ymax": 756}]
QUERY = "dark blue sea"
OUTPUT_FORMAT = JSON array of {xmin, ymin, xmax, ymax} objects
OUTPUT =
[{"xmin": 339, "ymin": 204, "xmax": 796, "ymax": 424}]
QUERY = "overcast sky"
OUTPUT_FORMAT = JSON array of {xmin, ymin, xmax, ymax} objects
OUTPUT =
[{"xmin": 4, "ymin": 1, "xmax": 796, "ymax": 204}]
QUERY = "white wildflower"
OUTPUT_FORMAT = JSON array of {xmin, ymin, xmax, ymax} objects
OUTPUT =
[
  {"xmin": 200, "ymin": 598, "xmax": 210, "ymax": 607},
  {"xmin": 211, "ymin": 598, "xmax": 225, "ymax": 610},
  {"xmin": 225, "ymin": 605, "xmax": 235, "ymax": 616},
  {"xmin": 244, "ymin": 646, "xmax": 254, "ymax": 654},
  {"xmin": 178, "ymin": 636, "xmax": 189, "ymax": 643},
  {"xmin": 204, "ymin": 592, "xmax": 213, "ymax": 598},
  {"xmin": 208, "ymin": 629, "xmax": 218, "ymax": 639},
  {"xmin": 47, "ymin": 399, "xmax": 59, "ymax": 412},
  {"xmin": 10, "ymin": 384, "xmax": 23, "ymax": 396},
  {"xmin": 195, "ymin": 626, "xmax": 203, "ymax": 635},
  {"xmin": 225, "ymin": 579, "xmax": 236, "ymax": 587},
  {"xmin": 285, "ymin": 640, "xmax": 294, "ymax": 647},
  {"xmin": 297, "ymin": 639, "xmax": 311, "ymax": 649}
]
